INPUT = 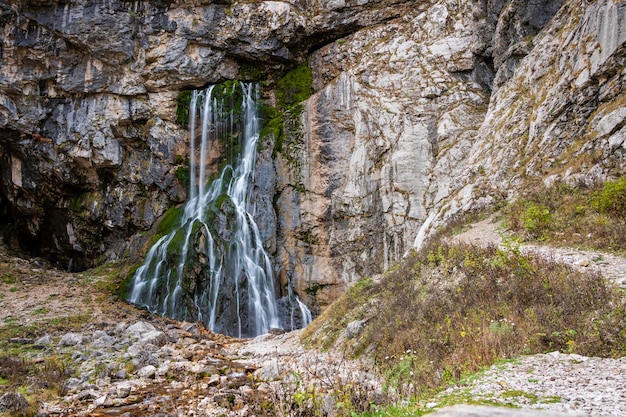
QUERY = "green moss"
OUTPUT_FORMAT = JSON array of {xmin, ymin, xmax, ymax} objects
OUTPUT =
[
  {"xmin": 276, "ymin": 64, "xmax": 313, "ymax": 111},
  {"xmin": 175, "ymin": 165, "xmax": 190, "ymax": 191},
  {"xmin": 69, "ymin": 192, "xmax": 100, "ymax": 213},
  {"xmin": 164, "ymin": 227, "xmax": 183, "ymax": 254},
  {"xmin": 260, "ymin": 116, "xmax": 284, "ymax": 147},
  {"xmin": 176, "ymin": 90, "xmax": 194, "ymax": 126},
  {"xmin": 238, "ymin": 61, "xmax": 264, "ymax": 81},
  {"xmin": 156, "ymin": 205, "xmax": 184, "ymax": 237},
  {"xmin": 502, "ymin": 390, "xmax": 538, "ymax": 404}
]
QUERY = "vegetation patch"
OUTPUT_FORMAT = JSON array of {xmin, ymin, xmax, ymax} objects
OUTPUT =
[
  {"xmin": 176, "ymin": 90, "xmax": 194, "ymax": 126},
  {"xmin": 0, "ymin": 354, "xmax": 72, "ymax": 414},
  {"xmin": 505, "ymin": 177, "xmax": 626, "ymax": 253},
  {"xmin": 303, "ymin": 191, "xmax": 626, "ymax": 416},
  {"xmin": 275, "ymin": 65, "xmax": 313, "ymax": 112},
  {"xmin": 155, "ymin": 205, "xmax": 184, "ymax": 239},
  {"xmin": 258, "ymin": 64, "xmax": 313, "ymax": 186},
  {"xmin": 302, "ymin": 277, "xmax": 377, "ymax": 351}
]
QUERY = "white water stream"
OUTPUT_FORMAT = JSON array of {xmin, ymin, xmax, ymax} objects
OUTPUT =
[{"xmin": 128, "ymin": 83, "xmax": 310, "ymax": 337}]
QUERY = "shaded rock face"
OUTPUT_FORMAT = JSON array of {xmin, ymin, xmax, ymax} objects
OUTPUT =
[
  {"xmin": 0, "ymin": 0, "xmax": 411, "ymax": 269},
  {"xmin": 1, "ymin": 0, "xmax": 625, "ymax": 313}
]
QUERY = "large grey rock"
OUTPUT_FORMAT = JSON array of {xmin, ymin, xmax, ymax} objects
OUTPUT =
[
  {"xmin": 126, "ymin": 321, "xmax": 157, "ymax": 339},
  {"xmin": 0, "ymin": 392, "xmax": 29, "ymax": 414},
  {"xmin": 139, "ymin": 330, "xmax": 168, "ymax": 347},
  {"xmin": 34, "ymin": 334, "xmax": 53, "ymax": 346},
  {"xmin": 276, "ymin": 0, "xmax": 488, "ymax": 311},
  {"xmin": 58, "ymin": 332, "xmax": 83, "ymax": 347},
  {"xmin": 137, "ymin": 365, "xmax": 157, "ymax": 379}
]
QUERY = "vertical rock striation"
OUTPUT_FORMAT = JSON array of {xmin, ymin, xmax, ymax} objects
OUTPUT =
[
  {"xmin": 0, "ymin": 0, "xmax": 412, "ymax": 269},
  {"xmin": 0, "ymin": 0, "xmax": 624, "ymax": 314}
]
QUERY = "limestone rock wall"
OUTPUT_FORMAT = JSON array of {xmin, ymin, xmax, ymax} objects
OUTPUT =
[
  {"xmin": 1, "ymin": 0, "xmax": 625, "ymax": 313},
  {"xmin": 276, "ymin": 0, "xmax": 489, "ymax": 311},
  {"xmin": 0, "ymin": 0, "xmax": 410, "ymax": 268},
  {"xmin": 416, "ymin": 0, "xmax": 626, "ymax": 243},
  {"xmin": 274, "ymin": 0, "xmax": 626, "ymax": 312}
]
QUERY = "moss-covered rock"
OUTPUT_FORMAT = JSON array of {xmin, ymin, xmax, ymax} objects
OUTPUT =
[{"xmin": 276, "ymin": 65, "xmax": 313, "ymax": 111}]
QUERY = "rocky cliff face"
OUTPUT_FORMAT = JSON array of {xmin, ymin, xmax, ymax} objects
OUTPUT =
[
  {"xmin": 273, "ymin": 0, "xmax": 626, "ymax": 313},
  {"xmin": 0, "ymin": 0, "xmax": 411, "ymax": 270},
  {"xmin": 1, "ymin": 0, "xmax": 625, "ymax": 313}
]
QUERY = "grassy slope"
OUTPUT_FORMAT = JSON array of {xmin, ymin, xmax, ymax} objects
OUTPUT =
[{"xmin": 301, "ymin": 178, "xmax": 626, "ymax": 416}]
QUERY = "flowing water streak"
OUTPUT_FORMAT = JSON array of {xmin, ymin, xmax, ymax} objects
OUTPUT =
[{"xmin": 128, "ymin": 82, "xmax": 303, "ymax": 337}]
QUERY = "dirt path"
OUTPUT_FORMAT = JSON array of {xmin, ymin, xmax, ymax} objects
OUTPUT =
[
  {"xmin": 451, "ymin": 215, "xmax": 626, "ymax": 288},
  {"xmin": 0, "ymin": 248, "xmax": 143, "ymax": 336}
]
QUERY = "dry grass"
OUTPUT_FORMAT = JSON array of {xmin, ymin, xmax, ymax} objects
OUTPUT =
[
  {"xmin": 0, "ymin": 354, "xmax": 72, "ymax": 415},
  {"xmin": 0, "ymin": 355, "xmax": 71, "ymax": 393},
  {"xmin": 374, "ymin": 241, "xmax": 625, "ymax": 392},
  {"xmin": 504, "ymin": 178, "xmax": 626, "ymax": 252},
  {"xmin": 304, "ymin": 237, "xmax": 626, "ymax": 400}
]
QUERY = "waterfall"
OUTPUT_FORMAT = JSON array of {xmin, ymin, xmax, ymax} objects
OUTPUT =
[{"xmin": 128, "ymin": 82, "xmax": 311, "ymax": 337}]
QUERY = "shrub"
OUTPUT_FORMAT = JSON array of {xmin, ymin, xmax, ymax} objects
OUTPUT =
[
  {"xmin": 503, "ymin": 180, "xmax": 626, "ymax": 253},
  {"xmin": 592, "ymin": 177, "xmax": 626, "ymax": 223},
  {"xmin": 304, "ymin": 239, "xmax": 626, "ymax": 400},
  {"xmin": 522, "ymin": 204, "xmax": 552, "ymax": 239}
]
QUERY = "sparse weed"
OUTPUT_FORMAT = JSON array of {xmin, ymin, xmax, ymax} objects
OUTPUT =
[
  {"xmin": 504, "ymin": 178, "xmax": 626, "ymax": 253},
  {"xmin": 591, "ymin": 176, "xmax": 626, "ymax": 223},
  {"xmin": 1, "ymin": 272, "xmax": 17, "ymax": 284},
  {"xmin": 303, "ymin": 229, "xmax": 626, "ymax": 412},
  {"xmin": 0, "ymin": 354, "xmax": 72, "ymax": 400}
]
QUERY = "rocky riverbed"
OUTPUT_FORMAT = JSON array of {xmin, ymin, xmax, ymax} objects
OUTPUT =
[{"xmin": 0, "ymin": 243, "xmax": 382, "ymax": 416}]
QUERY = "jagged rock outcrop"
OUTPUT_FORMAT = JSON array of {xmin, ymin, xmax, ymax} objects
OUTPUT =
[
  {"xmin": 417, "ymin": 0, "xmax": 626, "ymax": 244},
  {"xmin": 0, "ymin": 0, "xmax": 412, "ymax": 269},
  {"xmin": 274, "ymin": 0, "xmax": 626, "ymax": 312},
  {"xmin": 1, "ymin": 0, "xmax": 625, "ymax": 314}
]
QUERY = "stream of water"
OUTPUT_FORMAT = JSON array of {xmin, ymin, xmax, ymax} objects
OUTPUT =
[{"xmin": 128, "ymin": 82, "xmax": 311, "ymax": 337}]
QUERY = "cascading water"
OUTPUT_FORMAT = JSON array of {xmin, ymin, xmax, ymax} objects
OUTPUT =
[{"xmin": 128, "ymin": 82, "xmax": 311, "ymax": 337}]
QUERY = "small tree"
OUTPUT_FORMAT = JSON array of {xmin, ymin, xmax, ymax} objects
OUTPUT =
[{"xmin": 592, "ymin": 177, "xmax": 626, "ymax": 223}]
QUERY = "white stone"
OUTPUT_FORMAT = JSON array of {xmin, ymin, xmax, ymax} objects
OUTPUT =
[
  {"xmin": 126, "ymin": 321, "xmax": 157, "ymax": 339},
  {"xmin": 58, "ymin": 332, "xmax": 83, "ymax": 347},
  {"xmin": 137, "ymin": 365, "xmax": 157, "ymax": 379}
]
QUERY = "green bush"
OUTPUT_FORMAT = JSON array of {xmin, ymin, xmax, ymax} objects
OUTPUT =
[
  {"xmin": 592, "ymin": 177, "xmax": 626, "ymax": 223},
  {"xmin": 523, "ymin": 204, "xmax": 552, "ymax": 238}
]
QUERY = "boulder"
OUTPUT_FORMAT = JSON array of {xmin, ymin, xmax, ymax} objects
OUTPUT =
[
  {"xmin": 58, "ymin": 332, "xmax": 83, "ymax": 347},
  {"xmin": 0, "ymin": 392, "xmax": 29, "ymax": 414}
]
